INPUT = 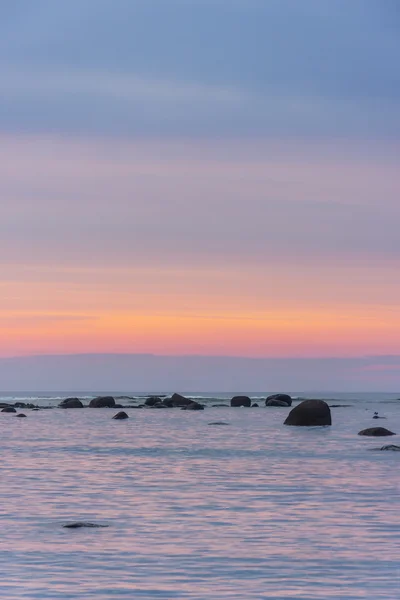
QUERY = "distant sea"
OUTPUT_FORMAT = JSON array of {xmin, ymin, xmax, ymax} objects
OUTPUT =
[
  {"xmin": 1, "ymin": 390, "xmax": 400, "ymax": 407},
  {"xmin": 1, "ymin": 391, "xmax": 399, "ymax": 599}
]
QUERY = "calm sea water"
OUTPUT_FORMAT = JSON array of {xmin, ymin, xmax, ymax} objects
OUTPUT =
[{"xmin": 1, "ymin": 392, "xmax": 399, "ymax": 599}]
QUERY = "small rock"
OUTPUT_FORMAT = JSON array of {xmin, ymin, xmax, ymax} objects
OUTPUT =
[
  {"xmin": 230, "ymin": 396, "xmax": 251, "ymax": 407},
  {"xmin": 251, "ymin": 403, "xmax": 259, "ymax": 407},
  {"xmin": 16, "ymin": 413, "xmax": 27, "ymax": 418},
  {"xmin": 266, "ymin": 399, "xmax": 290, "ymax": 407},
  {"xmin": 265, "ymin": 394, "xmax": 292, "ymax": 406},
  {"xmin": 89, "ymin": 396, "xmax": 115, "ymax": 408},
  {"xmin": 59, "ymin": 397, "xmax": 83, "ymax": 409},
  {"xmin": 358, "ymin": 427, "xmax": 395, "ymax": 437},
  {"xmin": 165, "ymin": 393, "xmax": 193, "ymax": 407},
  {"xmin": 208, "ymin": 421, "xmax": 229, "ymax": 425},
  {"xmin": 63, "ymin": 522, "xmax": 109, "ymax": 529},
  {"xmin": 112, "ymin": 411, "xmax": 129, "ymax": 420},
  {"xmin": 144, "ymin": 396, "xmax": 163, "ymax": 407},
  {"xmin": 181, "ymin": 401, "xmax": 204, "ymax": 410}
]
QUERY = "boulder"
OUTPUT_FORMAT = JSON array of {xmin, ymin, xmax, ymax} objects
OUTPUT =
[
  {"xmin": 266, "ymin": 399, "xmax": 290, "ymax": 407},
  {"xmin": 16, "ymin": 413, "xmax": 27, "ymax": 418},
  {"xmin": 165, "ymin": 393, "xmax": 192, "ymax": 407},
  {"xmin": 112, "ymin": 411, "xmax": 129, "ymax": 420},
  {"xmin": 181, "ymin": 401, "xmax": 204, "ymax": 411},
  {"xmin": 230, "ymin": 396, "xmax": 251, "ymax": 407},
  {"xmin": 375, "ymin": 445, "xmax": 400, "ymax": 451},
  {"xmin": 145, "ymin": 396, "xmax": 163, "ymax": 407},
  {"xmin": 89, "ymin": 396, "xmax": 115, "ymax": 408},
  {"xmin": 358, "ymin": 427, "xmax": 395, "ymax": 437},
  {"xmin": 59, "ymin": 397, "xmax": 83, "ymax": 409},
  {"xmin": 266, "ymin": 394, "xmax": 292, "ymax": 406},
  {"xmin": 1, "ymin": 407, "xmax": 17, "ymax": 413},
  {"xmin": 284, "ymin": 400, "xmax": 331, "ymax": 426},
  {"xmin": 251, "ymin": 403, "xmax": 259, "ymax": 407}
]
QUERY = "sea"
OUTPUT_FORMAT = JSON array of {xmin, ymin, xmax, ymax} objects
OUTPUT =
[{"xmin": 1, "ymin": 391, "xmax": 399, "ymax": 600}]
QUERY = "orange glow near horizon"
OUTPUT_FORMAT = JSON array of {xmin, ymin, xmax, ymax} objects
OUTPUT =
[{"xmin": 1, "ymin": 134, "xmax": 400, "ymax": 361}]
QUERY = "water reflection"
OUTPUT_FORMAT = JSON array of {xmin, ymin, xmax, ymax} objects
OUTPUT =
[{"xmin": 0, "ymin": 406, "xmax": 399, "ymax": 598}]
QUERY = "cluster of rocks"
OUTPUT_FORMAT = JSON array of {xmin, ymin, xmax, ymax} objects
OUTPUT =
[{"xmin": 1, "ymin": 395, "xmax": 398, "ymax": 442}]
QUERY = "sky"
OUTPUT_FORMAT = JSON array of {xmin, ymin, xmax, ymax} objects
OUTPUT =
[{"xmin": 1, "ymin": 1, "xmax": 400, "ymax": 389}]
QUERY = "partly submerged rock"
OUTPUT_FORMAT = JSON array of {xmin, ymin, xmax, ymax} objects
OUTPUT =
[
  {"xmin": 112, "ymin": 411, "xmax": 129, "ymax": 420},
  {"xmin": 208, "ymin": 421, "xmax": 229, "ymax": 425},
  {"xmin": 265, "ymin": 394, "xmax": 292, "ymax": 406},
  {"xmin": 230, "ymin": 396, "xmax": 251, "ymax": 407},
  {"xmin": 284, "ymin": 400, "xmax": 331, "ymax": 426},
  {"xmin": 16, "ymin": 413, "xmax": 27, "ymax": 418},
  {"xmin": 144, "ymin": 396, "xmax": 163, "ymax": 407},
  {"xmin": 1, "ymin": 407, "xmax": 17, "ymax": 413},
  {"xmin": 266, "ymin": 399, "xmax": 290, "ymax": 407},
  {"xmin": 164, "ymin": 393, "xmax": 193, "ymax": 407},
  {"xmin": 59, "ymin": 397, "xmax": 83, "ymax": 409},
  {"xmin": 63, "ymin": 522, "xmax": 109, "ymax": 529},
  {"xmin": 212, "ymin": 403, "xmax": 229, "ymax": 407},
  {"xmin": 371, "ymin": 445, "xmax": 400, "ymax": 451},
  {"xmin": 251, "ymin": 403, "xmax": 259, "ymax": 407},
  {"xmin": 89, "ymin": 396, "xmax": 115, "ymax": 408},
  {"xmin": 181, "ymin": 401, "xmax": 204, "ymax": 411},
  {"xmin": 358, "ymin": 427, "xmax": 395, "ymax": 437}
]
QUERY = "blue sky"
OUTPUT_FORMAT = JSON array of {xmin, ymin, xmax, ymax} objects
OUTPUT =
[
  {"xmin": 1, "ymin": 1, "xmax": 400, "ymax": 390},
  {"xmin": 1, "ymin": 0, "xmax": 399, "ymax": 138}
]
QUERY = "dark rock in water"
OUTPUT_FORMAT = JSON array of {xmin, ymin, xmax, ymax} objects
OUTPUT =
[
  {"xmin": 112, "ymin": 411, "xmax": 129, "ymax": 420},
  {"xmin": 329, "ymin": 404, "xmax": 352, "ymax": 408},
  {"xmin": 14, "ymin": 402, "xmax": 27, "ymax": 408},
  {"xmin": 16, "ymin": 413, "xmax": 27, "ymax": 418},
  {"xmin": 230, "ymin": 396, "xmax": 251, "ymax": 407},
  {"xmin": 0, "ymin": 403, "xmax": 12, "ymax": 408},
  {"xmin": 63, "ymin": 522, "xmax": 109, "ymax": 529},
  {"xmin": 371, "ymin": 445, "xmax": 400, "ymax": 451},
  {"xmin": 145, "ymin": 396, "xmax": 163, "ymax": 406},
  {"xmin": 1, "ymin": 407, "xmax": 17, "ymax": 413},
  {"xmin": 265, "ymin": 394, "xmax": 292, "ymax": 406},
  {"xmin": 181, "ymin": 401, "xmax": 204, "ymax": 410},
  {"xmin": 212, "ymin": 403, "xmax": 229, "ymax": 407},
  {"xmin": 372, "ymin": 412, "xmax": 386, "ymax": 419},
  {"xmin": 284, "ymin": 400, "xmax": 331, "ymax": 426},
  {"xmin": 31, "ymin": 408, "xmax": 40, "ymax": 411},
  {"xmin": 251, "ymin": 403, "xmax": 259, "ymax": 407},
  {"xmin": 89, "ymin": 396, "xmax": 115, "ymax": 408},
  {"xmin": 358, "ymin": 427, "xmax": 395, "ymax": 437},
  {"xmin": 266, "ymin": 399, "xmax": 290, "ymax": 407},
  {"xmin": 208, "ymin": 421, "xmax": 229, "ymax": 425},
  {"xmin": 59, "ymin": 397, "xmax": 83, "ymax": 409},
  {"xmin": 166, "ymin": 393, "xmax": 193, "ymax": 407}
]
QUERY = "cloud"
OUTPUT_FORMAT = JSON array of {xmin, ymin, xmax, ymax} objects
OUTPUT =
[
  {"xmin": 1, "ymin": 134, "xmax": 399, "ymax": 270},
  {"xmin": 0, "ymin": 0, "xmax": 399, "ymax": 139}
]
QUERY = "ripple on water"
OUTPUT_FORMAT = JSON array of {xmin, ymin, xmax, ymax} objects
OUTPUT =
[{"xmin": 0, "ymin": 405, "xmax": 399, "ymax": 599}]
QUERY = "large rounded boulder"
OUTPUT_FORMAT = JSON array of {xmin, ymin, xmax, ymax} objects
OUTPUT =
[
  {"xmin": 284, "ymin": 399, "xmax": 331, "ymax": 426},
  {"xmin": 1, "ymin": 407, "xmax": 17, "ymax": 413},
  {"xmin": 358, "ymin": 427, "xmax": 395, "ymax": 437},
  {"xmin": 265, "ymin": 394, "xmax": 292, "ymax": 407},
  {"xmin": 230, "ymin": 396, "xmax": 251, "ymax": 407},
  {"xmin": 59, "ymin": 397, "xmax": 83, "ymax": 409},
  {"xmin": 89, "ymin": 396, "xmax": 115, "ymax": 408}
]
